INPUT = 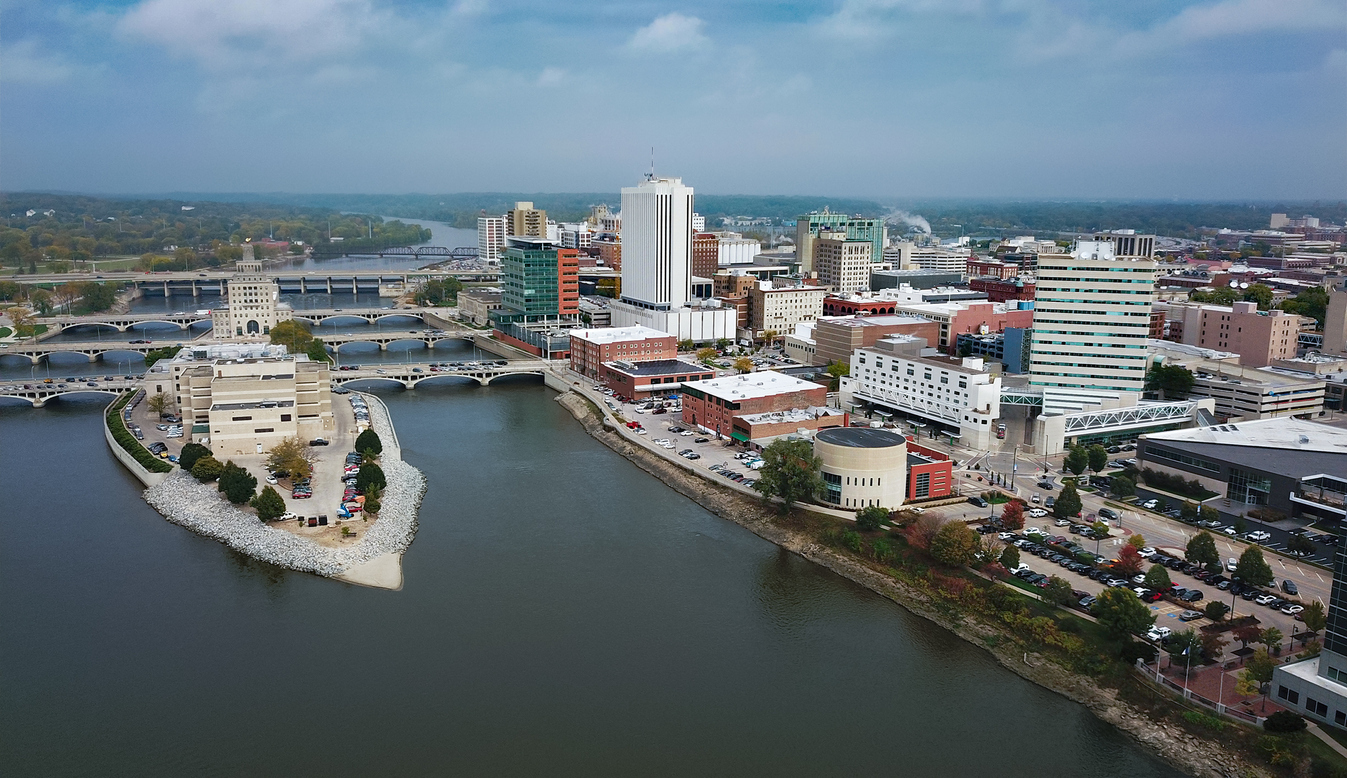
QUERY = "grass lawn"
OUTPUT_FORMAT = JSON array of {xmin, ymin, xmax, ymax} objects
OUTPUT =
[{"xmin": 0, "ymin": 327, "xmax": 11, "ymax": 338}]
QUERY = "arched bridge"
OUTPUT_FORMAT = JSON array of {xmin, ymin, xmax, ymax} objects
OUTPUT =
[
  {"xmin": 42, "ymin": 311, "xmax": 211, "ymax": 333},
  {"xmin": 331, "ymin": 360, "xmax": 548, "ymax": 388},
  {"xmin": 310, "ymin": 245, "xmax": 478, "ymax": 259},
  {"xmin": 0, "ymin": 377, "xmax": 141, "ymax": 407},
  {"xmin": 0, "ymin": 340, "xmax": 186, "ymax": 365},
  {"xmin": 324, "ymin": 330, "xmax": 472, "ymax": 352}
]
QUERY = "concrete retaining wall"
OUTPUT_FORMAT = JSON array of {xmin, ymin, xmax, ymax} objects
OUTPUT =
[{"xmin": 103, "ymin": 396, "xmax": 170, "ymax": 488}]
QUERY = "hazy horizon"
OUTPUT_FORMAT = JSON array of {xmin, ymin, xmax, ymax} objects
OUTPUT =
[{"xmin": 3, "ymin": 1, "xmax": 1345, "ymax": 200}]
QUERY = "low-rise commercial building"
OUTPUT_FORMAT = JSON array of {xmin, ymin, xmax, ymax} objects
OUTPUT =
[
  {"xmin": 600, "ymin": 359, "xmax": 713, "ymax": 400},
  {"xmin": 906, "ymin": 439, "xmax": 954, "ymax": 500},
  {"xmin": 731, "ymin": 406, "xmax": 847, "ymax": 442},
  {"xmin": 839, "ymin": 335, "xmax": 1002, "ymax": 449},
  {"xmin": 891, "ymin": 300, "xmax": 1036, "ymax": 353},
  {"xmin": 811, "ymin": 314, "xmax": 941, "ymax": 367},
  {"xmin": 747, "ymin": 279, "xmax": 827, "ymax": 340},
  {"xmin": 955, "ymin": 327, "xmax": 1031, "ymax": 373},
  {"xmin": 569, "ymin": 325, "xmax": 678, "ymax": 379},
  {"xmin": 1158, "ymin": 300, "xmax": 1304, "ymax": 367},
  {"xmin": 680, "ymin": 371, "xmax": 828, "ymax": 439},
  {"xmin": 458, "ymin": 289, "xmax": 503, "ymax": 327},
  {"xmin": 814, "ymin": 427, "xmax": 908, "ymax": 510},
  {"xmin": 969, "ymin": 276, "xmax": 1036, "ymax": 302}
]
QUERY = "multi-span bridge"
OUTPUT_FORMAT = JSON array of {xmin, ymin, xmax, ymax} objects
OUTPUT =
[{"xmin": 12, "ymin": 266, "xmax": 498, "ymax": 296}]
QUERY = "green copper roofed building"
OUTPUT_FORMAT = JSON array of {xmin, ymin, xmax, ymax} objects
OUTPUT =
[{"xmin": 795, "ymin": 209, "xmax": 885, "ymax": 274}]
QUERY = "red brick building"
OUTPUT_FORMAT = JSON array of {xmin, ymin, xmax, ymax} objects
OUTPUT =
[
  {"xmin": 680, "ymin": 371, "xmax": 828, "ymax": 439},
  {"xmin": 600, "ymin": 359, "xmax": 714, "ymax": 400},
  {"xmin": 558, "ymin": 247, "xmax": 580, "ymax": 316},
  {"xmin": 969, "ymin": 277, "xmax": 1036, "ymax": 302},
  {"xmin": 966, "ymin": 259, "xmax": 1018, "ymax": 279},
  {"xmin": 692, "ymin": 232, "xmax": 720, "ymax": 279},
  {"xmin": 569, "ymin": 326, "xmax": 678, "ymax": 379},
  {"xmin": 823, "ymin": 295, "xmax": 904, "ymax": 316},
  {"xmin": 905, "ymin": 439, "xmax": 953, "ymax": 500},
  {"xmin": 594, "ymin": 238, "xmax": 621, "ymax": 271}
]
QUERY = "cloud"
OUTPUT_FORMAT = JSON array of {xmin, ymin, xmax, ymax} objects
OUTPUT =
[
  {"xmin": 1, "ymin": 39, "xmax": 79, "ymax": 84},
  {"xmin": 117, "ymin": 0, "xmax": 395, "ymax": 70},
  {"xmin": 537, "ymin": 66, "xmax": 566, "ymax": 86},
  {"xmin": 628, "ymin": 13, "xmax": 708, "ymax": 52},
  {"xmin": 1148, "ymin": 0, "xmax": 1346, "ymax": 44}
]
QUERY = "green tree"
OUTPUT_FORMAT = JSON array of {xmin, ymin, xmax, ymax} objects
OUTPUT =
[
  {"xmin": 1128, "ymin": 533, "xmax": 1146, "ymax": 549},
  {"xmin": 78, "ymin": 282, "xmax": 117, "ymax": 312},
  {"xmin": 1185, "ymin": 531, "xmax": 1219, "ymax": 569},
  {"xmin": 178, "ymin": 442, "xmax": 211, "ymax": 472},
  {"xmin": 930, "ymin": 521, "xmax": 980, "ymax": 567},
  {"xmin": 1145, "ymin": 364, "xmax": 1195, "ymax": 400},
  {"xmin": 676, "ymin": 339, "xmax": 694, "ymax": 352},
  {"xmin": 1087, "ymin": 444, "xmax": 1109, "ymax": 474},
  {"xmin": 1093, "ymin": 586, "xmax": 1156, "ymax": 639},
  {"xmin": 1143, "ymin": 564, "xmax": 1171, "ymax": 590},
  {"xmin": 1303, "ymin": 600, "xmax": 1327, "ymax": 636},
  {"xmin": 1263, "ymin": 711, "xmax": 1307, "ymax": 734},
  {"xmin": 1205, "ymin": 601, "xmax": 1230, "ymax": 622},
  {"xmin": 217, "ymin": 460, "xmax": 257, "ymax": 504},
  {"xmin": 1240, "ymin": 649, "xmax": 1276, "ymax": 711},
  {"xmin": 751, "ymin": 439, "xmax": 824, "ymax": 513},
  {"xmin": 733, "ymin": 357, "xmax": 755, "ymax": 374},
  {"xmin": 1063, "ymin": 445, "xmax": 1088, "ymax": 476},
  {"xmin": 1281, "ymin": 286, "xmax": 1330, "ymax": 328},
  {"xmin": 1260, "ymin": 627, "xmax": 1285, "ymax": 654},
  {"xmin": 1236, "ymin": 546, "xmax": 1274, "ymax": 588},
  {"xmin": 147, "ymin": 390, "xmax": 172, "ymax": 417},
  {"xmin": 305, "ymin": 337, "xmax": 332, "ymax": 363},
  {"xmin": 855, "ymin": 505, "xmax": 888, "ymax": 532},
  {"xmin": 144, "ymin": 345, "xmax": 183, "ymax": 365},
  {"xmin": 269, "ymin": 319, "xmax": 315, "ymax": 353},
  {"xmin": 1180, "ymin": 501, "xmax": 1199, "ymax": 523},
  {"xmin": 825, "ymin": 361, "xmax": 849, "ymax": 391},
  {"xmin": 413, "ymin": 277, "xmax": 463, "ymax": 306},
  {"xmin": 999, "ymin": 545, "xmax": 1020, "ymax": 570},
  {"xmin": 355, "ymin": 429, "xmax": 382, "ymax": 456},
  {"xmin": 1054, "ymin": 481, "xmax": 1082, "ymax": 519},
  {"xmin": 250, "ymin": 485, "xmax": 286, "ymax": 521},
  {"xmin": 1242, "ymin": 283, "xmax": 1274, "ymax": 310},
  {"xmin": 714, "ymin": 338, "xmax": 731, "ymax": 351},
  {"xmin": 1168, "ymin": 628, "xmax": 1204, "ymax": 670},
  {"xmin": 760, "ymin": 329, "xmax": 778, "ymax": 347},
  {"xmin": 1043, "ymin": 576, "xmax": 1074, "ymax": 607},
  {"xmin": 696, "ymin": 347, "xmax": 718, "ymax": 363},
  {"xmin": 190, "ymin": 455, "xmax": 223, "ymax": 482},
  {"xmin": 355, "ymin": 462, "xmax": 387, "ymax": 493},
  {"xmin": 1286, "ymin": 534, "xmax": 1316, "ymax": 558}
]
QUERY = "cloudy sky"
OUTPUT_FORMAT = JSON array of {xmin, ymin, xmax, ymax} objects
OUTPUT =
[{"xmin": 2, "ymin": 0, "xmax": 1344, "ymax": 199}]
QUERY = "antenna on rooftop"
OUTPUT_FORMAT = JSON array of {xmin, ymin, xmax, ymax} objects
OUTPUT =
[{"xmin": 647, "ymin": 147, "xmax": 655, "ymax": 181}]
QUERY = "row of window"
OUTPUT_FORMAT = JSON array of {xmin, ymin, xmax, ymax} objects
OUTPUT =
[
  {"xmin": 1142, "ymin": 445, "xmax": 1219, "ymax": 473},
  {"xmin": 1277, "ymin": 686, "xmax": 1342, "ymax": 724}
]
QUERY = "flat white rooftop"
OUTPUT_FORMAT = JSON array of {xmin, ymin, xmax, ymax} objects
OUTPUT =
[
  {"xmin": 1144, "ymin": 417, "xmax": 1347, "ymax": 454},
  {"xmin": 682, "ymin": 370, "xmax": 825, "ymax": 402},
  {"xmin": 569, "ymin": 325, "xmax": 672, "ymax": 345}
]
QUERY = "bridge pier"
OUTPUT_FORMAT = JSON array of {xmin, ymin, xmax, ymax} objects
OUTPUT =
[
  {"xmin": 352, "ymin": 278, "xmax": 358, "ymax": 294},
  {"xmin": 163, "ymin": 281, "xmax": 170, "ymax": 297},
  {"xmin": 326, "ymin": 278, "xmax": 332, "ymax": 294}
]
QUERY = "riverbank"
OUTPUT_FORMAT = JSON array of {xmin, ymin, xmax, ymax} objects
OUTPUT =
[
  {"xmin": 137, "ymin": 391, "xmax": 424, "ymax": 590},
  {"xmin": 553, "ymin": 390, "xmax": 1270, "ymax": 778}
]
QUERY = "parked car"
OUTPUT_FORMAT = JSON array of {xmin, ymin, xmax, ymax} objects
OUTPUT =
[
  {"xmin": 1146, "ymin": 626, "xmax": 1173, "ymax": 641},
  {"xmin": 1178, "ymin": 610, "xmax": 1204, "ymax": 622},
  {"xmin": 1142, "ymin": 499, "xmax": 1159, "ymax": 509},
  {"xmin": 968, "ymin": 496, "xmax": 988, "ymax": 508},
  {"xmin": 1281, "ymin": 580, "xmax": 1299, "ymax": 596}
]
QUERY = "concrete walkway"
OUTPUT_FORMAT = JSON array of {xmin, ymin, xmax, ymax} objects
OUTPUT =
[{"xmin": 1308, "ymin": 722, "xmax": 1347, "ymax": 759}]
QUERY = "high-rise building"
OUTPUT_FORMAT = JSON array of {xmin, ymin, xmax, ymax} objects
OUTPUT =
[
  {"xmin": 609, "ymin": 177, "xmax": 734, "ymax": 342},
  {"xmin": 498, "ymin": 237, "xmax": 578, "ymax": 318},
  {"xmin": 813, "ymin": 235, "xmax": 872, "ymax": 293},
  {"xmin": 1091, "ymin": 230, "xmax": 1156, "ymax": 259},
  {"xmin": 477, "ymin": 215, "xmax": 506, "ymax": 262},
  {"xmin": 1325, "ymin": 280, "xmax": 1347, "ymax": 357},
  {"xmin": 1028, "ymin": 241, "xmax": 1157, "ymax": 393},
  {"xmin": 692, "ymin": 232, "xmax": 719, "ymax": 279},
  {"xmin": 210, "ymin": 246, "xmax": 282, "ymax": 340},
  {"xmin": 507, "ymin": 201, "xmax": 547, "ymax": 238},
  {"xmin": 795, "ymin": 210, "xmax": 885, "ymax": 273}
]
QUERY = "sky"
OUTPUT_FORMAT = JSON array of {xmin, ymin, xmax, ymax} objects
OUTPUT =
[{"xmin": 1, "ymin": 0, "xmax": 1345, "ymax": 200}]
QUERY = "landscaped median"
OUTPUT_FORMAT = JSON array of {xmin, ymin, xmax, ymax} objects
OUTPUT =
[{"xmin": 105, "ymin": 391, "xmax": 172, "ymax": 475}]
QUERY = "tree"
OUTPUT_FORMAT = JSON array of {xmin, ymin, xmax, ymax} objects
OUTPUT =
[
  {"xmin": 715, "ymin": 338, "xmax": 732, "ymax": 351},
  {"xmin": 1168, "ymin": 629, "xmax": 1204, "ymax": 670},
  {"xmin": 250, "ymin": 485, "xmax": 286, "ymax": 521},
  {"xmin": 269, "ymin": 319, "xmax": 315, "ymax": 353},
  {"xmin": 1281, "ymin": 286, "xmax": 1330, "ymax": 328},
  {"xmin": 78, "ymin": 282, "xmax": 117, "ymax": 312},
  {"xmin": 1093, "ymin": 587, "xmax": 1155, "ymax": 639},
  {"xmin": 178, "ymin": 442, "xmax": 211, "ymax": 472},
  {"xmin": 999, "ymin": 545, "xmax": 1020, "ymax": 570},
  {"xmin": 752, "ymin": 439, "xmax": 823, "ymax": 513},
  {"xmin": 266, "ymin": 436, "xmax": 314, "ymax": 480},
  {"xmin": 761, "ymin": 329, "xmax": 778, "ymax": 347},
  {"xmin": 825, "ymin": 361, "xmax": 849, "ymax": 391},
  {"xmin": 1143, "ymin": 564, "xmax": 1171, "ymax": 590},
  {"xmin": 1263, "ymin": 711, "xmax": 1307, "ymax": 734},
  {"xmin": 1063, "ymin": 445, "xmax": 1088, "ymax": 476},
  {"xmin": 930, "ymin": 521, "xmax": 980, "ymax": 567},
  {"xmin": 1185, "ymin": 531, "xmax": 1219, "ymax": 569},
  {"xmin": 999, "ymin": 500, "xmax": 1025, "ymax": 530},
  {"xmin": 1043, "ymin": 576, "xmax": 1074, "ymax": 607},
  {"xmin": 1087, "ymin": 444, "xmax": 1109, "ymax": 474},
  {"xmin": 1240, "ymin": 649, "xmax": 1275, "ymax": 711},
  {"xmin": 217, "ymin": 460, "xmax": 257, "ymax": 504},
  {"xmin": 733, "ymin": 357, "xmax": 755, "ymax": 374},
  {"xmin": 1128, "ymin": 533, "xmax": 1146, "ymax": 549},
  {"xmin": 1233, "ymin": 624, "xmax": 1263, "ymax": 651},
  {"xmin": 1054, "ymin": 481, "xmax": 1082, "ymax": 520},
  {"xmin": 1110, "ymin": 475, "xmax": 1136, "ymax": 498},
  {"xmin": 1114, "ymin": 545, "xmax": 1144, "ymax": 577},
  {"xmin": 1145, "ymin": 363, "xmax": 1195, "ymax": 400},
  {"xmin": 1286, "ymin": 534, "xmax": 1316, "ymax": 558},
  {"xmin": 1260, "ymin": 627, "xmax": 1284, "ymax": 654},
  {"xmin": 1180, "ymin": 501, "xmax": 1199, "ymax": 523},
  {"xmin": 1204, "ymin": 601, "xmax": 1230, "ymax": 622},
  {"xmin": 1201, "ymin": 630, "xmax": 1229, "ymax": 661},
  {"xmin": 1303, "ymin": 600, "xmax": 1327, "ymax": 636},
  {"xmin": 413, "ymin": 277, "xmax": 463, "ymax": 306},
  {"xmin": 1243, "ymin": 283, "xmax": 1274, "ymax": 311},
  {"xmin": 1091, "ymin": 519, "xmax": 1111, "ymax": 538},
  {"xmin": 676, "ymin": 339, "xmax": 694, "ymax": 352},
  {"xmin": 190, "ymin": 455, "xmax": 223, "ymax": 482},
  {"xmin": 1236, "ymin": 546, "xmax": 1274, "ymax": 588},
  {"xmin": 355, "ymin": 428, "xmax": 382, "ymax": 457},
  {"xmin": 147, "ymin": 391, "xmax": 172, "ymax": 417},
  {"xmin": 305, "ymin": 337, "xmax": 332, "ymax": 363},
  {"xmin": 855, "ymin": 505, "xmax": 888, "ymax": 532},
  {"xmin": 696, "ymin": 347, "xmax": 718, "ymax": 363},
  {"xmin": 355, "ymin": 462, "xmax": 386, "ymax": 494}
]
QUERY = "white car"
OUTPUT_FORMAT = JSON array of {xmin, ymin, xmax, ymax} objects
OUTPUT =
[
  {"xmin": 1246, "ymin": 531, "xmax": 1271, "ymax": 542},
  {"xmin": 1025, "ymin": 527, "xmax": 1045, "ymax": 537},
  {"xmin": 1146, "ymin": 626, "xmax": 1172, "ymax": 642},
  {"xmin": 1255, "ymin": 594, "xmax": 1278, "ymax": 606},
  {"xmin": 266, "ymin": 475, "xmax": 278, "ymax": 484},
  {"xmin": 1226, "ymin": 558, "xmax": 1237, "ymax": 572},
  {"xmin": 1142, "ymin": 499, "xmax": 1159, "ymax": 509},
  {"xmin": 1139, "ymin": 546, "xmax": 1156, "ymax": 558},
  {"xmin": 1054, "ymin": 518, "xmax": 1071, "ymax": 527},
  {"xmin": 998, "ymin": 532, "xmax": 1015, "ymax": 541},
  {"xmin": 1028, "ymin": 508, "xmax": 1047, "ymax": 518}
]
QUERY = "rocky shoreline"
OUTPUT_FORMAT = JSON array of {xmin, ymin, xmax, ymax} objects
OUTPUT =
[
  {"xmin": 553, "ymin": 391, "xmax": 1265, "ymax": 778},
  {"xmin": 141, "ymin": 391, "xmax": 425, "ymax": 584}
]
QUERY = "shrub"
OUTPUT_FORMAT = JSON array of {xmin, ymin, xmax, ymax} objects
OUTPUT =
[
  {"xmin": 840, "ymin": 529, "xmax": 863, "ymax": 553},
  {"xmin": 355, "ymin": 428, "xmax": 382, "ymax": 457},
  {"xmin": 356, "ymin": 462, "xmax": 386, "ymax": 493},
  {"xmin": 1139, "ymin": 468, "xmax": 1216, "ymax": 499},
  {"xmin": 930, "ymin": 522, "xmax": 979, "ymax": 567},
  {"xmin": 855, "ymin": 505, "xmax": 888, "ymax": 532},
  {"xmin": 1263, "ymin": 711, "xmax": 1307, "ymax": 734},
  {"xmin": 217, "ymin": 460, "xmax": 257, "ymax": 504},
  {"xmin": 191, "ymin": 456, "xmax": 223, "ymax": 482},
  {"xmin": 250, "ymin": 485, "xmax": 286, "ymax": 521},
  {"xmin": 105, "ymin": 393, "xmax": 172, "ymax": 473},
  {"xmin": 178, "ymin": 442, "xmax": 211, "ymax": 472}
]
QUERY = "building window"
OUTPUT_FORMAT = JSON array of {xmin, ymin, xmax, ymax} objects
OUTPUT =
[
  {"xmin": 1337, "ymin": 711, "xmax": 1346, "ymax": 727},
  {"xmin": 1278, "ymin": 686, "xmax": 1300, "ymax": 704},
  {"xmin": 1228, "ymin": 467, "xmax": 1272, "ymax": 506},
  {"xmin": 1308, "ymin": 698, "xmax": 1329, "ymax": 717},
  {"xmin": 254, "ymin": 428, "xmax": 275, "ymax": 433},
  {"xmin": 914, "ymin": 472, "xmax": 930, "ymax": 498},
  {"xmin": 823, "ymin": 472, "xmax": 841, "ymax": 504},
  {"xmin": 281, "ymin": 414, "xmax": 292, "ymax": 422}
]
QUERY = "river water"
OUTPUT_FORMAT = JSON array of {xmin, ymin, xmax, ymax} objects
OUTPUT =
[
  {"xmin": 2, "ymin": 234, "xmax": 1185, "ymax": 776},
  {"xmin": 1, "ymin": 367, "xmax": 1184, "ymax": 777}
]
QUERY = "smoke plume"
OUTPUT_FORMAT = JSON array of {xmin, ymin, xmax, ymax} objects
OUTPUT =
[{"xmin": 884, "ymin": 209, "xmax": 931, "ymax": 235}]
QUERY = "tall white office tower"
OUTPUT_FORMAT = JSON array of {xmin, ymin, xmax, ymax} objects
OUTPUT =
[
  {"xmin": 1028, "ymin": 241, "xmax": 1157, "ymax": 393},
  {"xmin": 477, "ymin": 215, "xmax": 506, "ymax": 262},
  {"xmin": 619, "ymin": 177, "xmax": 694, "ymax": 311},
  {"xmin": 610, "ymin": 177, "xmax": 734, "ymax": 343}
]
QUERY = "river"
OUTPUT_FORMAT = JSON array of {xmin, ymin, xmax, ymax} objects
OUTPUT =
[{"xmin": 0, "ymin": 354, "xmax": 1184, "ymax": 777}]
